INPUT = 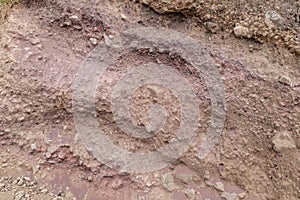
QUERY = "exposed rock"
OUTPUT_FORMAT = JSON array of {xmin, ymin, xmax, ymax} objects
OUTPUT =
[
  {"xmin": 238, "ymin": 192, "xmax": 247, "ymax": 199},
  {"xmin": 265, "ymin": 11, "xmax": 282, "ymax": 28},
  {"xmin": 4, "ymin": 129, "xmax": 11, "ymax": 133},
  {"xmin": 41, "ymin": 189, "xmax": 48, "ymax": 194},
  {"xmin": 73, "ymin": 25, "xmax": 82, "ymax": 30},
  {"xmin": 18, "ymin": 117, "xmax": 25, "ymax": 122},
  {"xmin": 46, "ymin": 152, "xmax": 52, "ymax": 159},
  {"xmin": 89, "ymin": 38, "xmax": 98, "ymax": 46},
  {"xmin": 221, "ymin": 191, "xmax": 239, "ymax": 200},
  {"xmin": 205, "ymin": 22, "xmax": 220, "ymax": 33},
  {"xmin": 203, "ymin": 171, "xmax": 210, "ymax": 180},
  {"xmin": 138, "ymin": 196, "xmax": 146, "ymax": 200},
  {"xmin": 61, "ymin": 19, "xmax": 72, "ymax": 27},
  {"xmin": 69, "ymin": 15, "xmax": 81, "ymax": 25},
  {"xmin": 272, "ymin": 132, "xmax": 296, "ymax": 153},
  {"xmin": 17, "ymin": 178, "xmax": 24, "ymax": 186},
  {"xmin": 139, "ymin": 0, "xmax": 297, "ymax": 54},
  {"xmin": 176, "ymin": 174, "xmax": 193, "ymax": 184},
  {"xmin": 214, "ymin": 181, "xmax": 225, "ymax": 192},
  {"xmin": 87, "ymin": 176, "xmax": 93, "ymax": 182},
  {"xmin": 30, "ymin": 38, "xmax": 41, "ymax": 45},
  {"xmin": 249, "ymin": 44, "xmax": 254, "ymax": 52},
  {"xmin": 14, "ymin": 191, "xmax": 25, "ymax": 200},
  {"xmin": 111, "ymin": 179, "xmax": 123, "ymax": 189},
  {"xmin": 57, "ymin": 151, "xmax": 66, "ymax": 160},
  {"xmin": 233, "ymin": 25, "xmax": 251, "ymax": 38},
  {"xmin": 23, "ymin": 177, "xmax": 30, "ymax": 182},
  {"xmin": 120, "ymin": 13, "xmax": 127, "ymax": 20},
  {"xmin": 278, "ymin": 76, "xmax": 293, "ymax": 87},
  {"xmin": 0, "ymin": 183, "xmax": 5, "ymax": 190},
  {"xmin": 30, "ymin": 143, "xmax": 37, "ymax": 151},
  {"xmin": 52, "ymin": 197, "xmax": 64, "ymax": 200},
  {"xmin": 147, "ymin": 84, "xmax": 164, "ymax": 95},
  {"xmin": 184, "ymin": 188, "xmax": 197, "ymax": 200},
  {"xmin": 32, "ymin": 165, "xmax": 40, "ymax": 174},
  {"xmin": 147, "ymin": 187, "xmax": 171, "ymax": 200},
  {"xmin": 161, "ymin": 172, "xmax": 175, "ymax": 192},
  {"xmin": 103, "ymin": 33, "xmax": 112, "ymax": 47},
  {"xmin": 175, "ymin": 165, "xmax": 193, "ymax": 184}
]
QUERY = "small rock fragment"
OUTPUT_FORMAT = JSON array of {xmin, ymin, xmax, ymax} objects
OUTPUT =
[
  {"xmin": 69, "ymin": 15, "xmax": 81, "ymax": 25},
  {"xmin": 17, "ymin": 178, "xmax": 24, "ymax": 186},
  {"xmin": 25, "ymin": 108, "xmax": 32, "ymax": 113},
  {"xmin": 14, "ymin": 191, "xmax": 25, "ymax": 200},
  {"xmin": 138, "ymin": 196, "xmax": 146, "ymax": 200},
  {"xmin": 238, "ymin": 192, "xmax": 247, "ymax": 199},
  {"xmin": 161, "ymin": 172, "xmax": 175, "ymax": 192},
  {"xmin": 30, "ymin": 38, "xmax": 41, "ymax": 45},
  {"xmin": 233, "ymin": 25, "xmax": 251, "ymax": 38},
  {"xmin": 0, "ymin": 183, "xmax": 5, "ymax": 190},
  {"xmin": 87, "ymin": 176, "xmax": 93, "ymax": 182},
  {"xmin": 48, "ymin": 160, "xmax": 56, "ymax": 164},
  {"xmin": 184, "ymin": 189, "xmax": 197, "ymax": 200},
  {"xmin": 175, "ymin": 165, "xmax": 193, "ymax": 184},
  {"xmin": 57, "ymin": 191, "xmax": 65, "ymax": 197},
  {"xmin": 41, "ymin": 188, "xmax": 48, "ymax": 194},
  {"xmin": 249, "ymin": 44, "xmax": 254, "ymax": 52},
  {"xmin": 46, "ymin": 152, "xmax": 52, "ymax": 159},
  {"xmin": 147, "ymin": 84, "xmax": 163, "ymax": 95},
  {"xmin": 52, "ymin": 196, "xmax": 64, "ymax": 200},
  {"xmin": 89, "ymin": 38, "xmax": 98, "ymax": 46},
  {"xmin": 103, "ymin": 33, "xmax": 111, "ymax": 47},
  {"xmin": 4, "ymin": 129, "xmax": 11, "ymax": 133},
  {"xmin": 120, "ymin": 13, "xmax": 127, "ymax": 20},
  {"xmin": 111, "ymin": 179, "xmax": 123, "ymax": 189},
  {"xmin": 272, "ymin": 131, "xmax": 296, "ymax": 153},
  {"xmin": 206, "ymin": 22, "xmax": 220, "ymax": 33},
  {"xmin": 58, "ymin": 151, "xmax": 66, "ymax": 160},
  {"xmin": 41, "ymin": 172, "xmax": 48, "ymax": 179},
  {"xmin": 62, "ymin": 20, "xmax": 72, "ymax": 26},
  {"xmin": 33, "ymin": 165, "xmax": 40, "ymax": 174},
  {"xmin": 221, "ymin": 191, "xmax": 239, "ymax": 200},
  {"xmin": 214, "ymin": 181, "xmax": 225, "ymax": 192},
  {"xmin": 73, "ymin": 25, "xmax": 82, "ymax": 30},
  {"xmin": 278, "ymin": 76, "xmax": 293, "ymax": 87},
  {"xmin": 204, "ymin": 171, "xmax": 210, "ymax": 180},
  {"xmin": 265, "ymin": 11, "xmax": 282, "ymax": 28},
  {"xmin": 31, "ymin": 143, "xmax": 37, "ymax": 151},
  {"xmin": 18, "ymin": 117, "xmax": 25, "ymax": 122}
]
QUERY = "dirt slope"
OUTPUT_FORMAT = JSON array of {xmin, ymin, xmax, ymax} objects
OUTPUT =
[{"xmin": 0, "ymin": 0, "xmax": 299, "ymax": 200}]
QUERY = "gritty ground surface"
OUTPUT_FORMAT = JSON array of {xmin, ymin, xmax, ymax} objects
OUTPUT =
[{"xmin": 0, "ymin": 0, "xmax": 299, "ymax": 200}]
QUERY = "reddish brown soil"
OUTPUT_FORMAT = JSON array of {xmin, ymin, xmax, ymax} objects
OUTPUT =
[{"xmin": 0, "ymin": 1, "xmax": 299, "ymax": 200}]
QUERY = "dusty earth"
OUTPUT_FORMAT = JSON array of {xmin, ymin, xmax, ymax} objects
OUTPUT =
[{"xmin": 0, "ymin": 0, "xmax": 299, "ymax": 200}]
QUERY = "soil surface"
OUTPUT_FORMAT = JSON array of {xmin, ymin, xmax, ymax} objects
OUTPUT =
[{"xmin": 0, "ymin": 0, "xmax": 299, "ymax": 200}]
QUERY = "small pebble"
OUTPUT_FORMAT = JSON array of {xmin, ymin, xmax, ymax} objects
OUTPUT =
[
  {"xmin": 89, "ymin": 38, "xmax": 98, "ymax": 46},
  {"xmin": 31, "ymin": 143, "xmax": 37, "ymax": 151},
  {"xmin": 214, "ymin": 182, "xmax": 225, "ymax": 192}
]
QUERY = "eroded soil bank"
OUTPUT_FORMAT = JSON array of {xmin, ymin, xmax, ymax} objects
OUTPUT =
[{"xmin": 0, "ymin": 0, "xmax": 299, "ymax": 199}]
